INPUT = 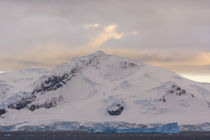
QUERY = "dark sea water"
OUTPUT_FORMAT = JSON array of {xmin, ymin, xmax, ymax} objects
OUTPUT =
[{"xmin": 1, "ymin": 131, "xmax": 210, "ymax": 140}]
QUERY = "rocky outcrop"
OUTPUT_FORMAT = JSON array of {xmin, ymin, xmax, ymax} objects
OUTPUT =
[
  {"xmin": 160, "ymin": 84, "xmax": 194, "ymax": 103},
  {"xmin": 27, "ymin": 95, "xmax": 64, "ymax": 111},
  {"xmin": 32, "ymin": 65, "xmax": 81, "ymax": 95},
  {"xmin": 120, "ymin": 61, "xmax": 137, "ymax": 69},
  {"xmin": 6, "ymin": 65, "xmax": 81, "ymax": 112},
  {"xmin": 3, "ymin": 53, "xmax": 105, "ymax": 113},
  {"xmin": 168, "ymin": 85, "xmax": 186, "ymax": 96},
  {"xmin": 0, "ymin": 108, "xmax": 6, "ymax": 116},
  {"xmin": 8, "ymin": 95, "xmax": 36, "ymax": 110},
  {"xmin": 108, "ymin": 104, "xmax": 124, "ymax": 116}
]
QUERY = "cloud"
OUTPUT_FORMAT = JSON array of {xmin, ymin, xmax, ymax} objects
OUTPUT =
[
  {"xmin": 1, "ymin": 0, "xmax": 210, "ymax": 76},
  {"xmin": 102, "ymin": 48, "xmax": 210, "ymax": 74},
  {"xmin": 0, "ymin": 46, "xmax": 210, "ymax": 75},
  {"xmin": 1, "ymin": 1, "xmax": 210, "ymax": 52},
  {"xmin": 87, "ymin": 24, "xmax": 123, "ymax": 49},
  {"xmin": 84, "ymin": 23, "xmax": 100, "ymax": 29}
]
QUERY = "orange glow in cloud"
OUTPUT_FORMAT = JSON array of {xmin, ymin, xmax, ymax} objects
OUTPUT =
[
  {"xmin": 0, "ymin": 47, "xmax": 210, "ymax": 83},
  {"xmin": 88, "ymin": 24, "xmax": 123, "ymax": 49}
]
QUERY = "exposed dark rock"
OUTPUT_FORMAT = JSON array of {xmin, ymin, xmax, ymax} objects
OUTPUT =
[
  {"xmin": 168, "ymin": 90, "xmax": 174, "ymax": 94},
  {"xmin": 80, "ymin": 55, "xmax": 100, "ymax": 67},
  {"xmin": 28, "ymin": 104, "xmax": 36, "ymax": 111},
  {"xmin": 161, "ymin": 83, "xmax": 194, "ymax": 103},
  {"xmin": 167, "ymin": 84, "xmax": 187, "ymax": 97},
  {"xmin": 108, "ymin": 104, "xmax": 124, "ymax": 116},
  {"xmin": 120, "ymin": 61, "xmax": 137, "ymax": 69},
  {"xmin": 176, "ymin": 87, "xmax": 181, "ymax": 90},
  {"xmin": 8, "ymin": 95, "xmax": 36, "ymax": 110},
  {"xmin": 33, "ymin": 74, "xmax": 68, "ymax": 94},
  {"xmin": 0, "ymin": 108, "xmax": 6, "ymax": 116},
  {"xmin": 129, "ymin": 62, "xmax": 137, "ymax": 67},
  {"xmin": 162, "ymin": 96, "xmax": 166, "ymax": 102},
  {"xmin": 4, "ymin": 59, "xmax": 94, "ymax": 112},
  {"xmin": 177, "ymin": 90, "xmax": 186, "ymax": 96},
  {"xmin": 71, "ymin": 67, "xmax": 80, "ymax": 74},
  {"xmin": 32, "ymin": 66, "xmax": 81, "ymax": 95},
  {"xmin": 160, "ymin": 96, "xmax": 167, "ymax": 103},
  {"xmin": 27, "ymin": 95, "xmax": 64, "ymax": 111},
  {"xmin": 207, "ymin": 102, "xmax": 210, "ymax": 108},
  {"xmin": 7, "ymin": 66, "xmax": 79, "ymax": 111}
]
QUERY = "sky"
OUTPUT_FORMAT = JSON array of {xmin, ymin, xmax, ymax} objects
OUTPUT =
[{"xmin": 0, "ymin": 0, "xmax": 210, "ymax": 83}]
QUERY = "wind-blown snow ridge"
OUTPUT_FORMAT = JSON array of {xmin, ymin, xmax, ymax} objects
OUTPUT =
[{"xmin": 0, "ymin": 51, "xmax": 210, "ymax": 131}]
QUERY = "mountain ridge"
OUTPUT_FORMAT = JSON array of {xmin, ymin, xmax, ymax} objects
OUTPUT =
[{"xmin": 0, "ymin": 51, "xmax": 210, "ymax": 129}]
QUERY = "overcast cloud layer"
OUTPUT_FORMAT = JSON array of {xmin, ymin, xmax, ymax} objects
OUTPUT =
[{"xmin": 0, "ymin": 0, "xmax": 210, "ymax": 75}]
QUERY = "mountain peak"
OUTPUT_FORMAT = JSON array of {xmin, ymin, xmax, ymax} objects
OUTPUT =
[
  {"xmin": 1, "ymin": 51, "xmax": 210, "ymax": 130},
  {"xmin": 88, "ymin": 50, "xmax": 107, "ymax": 57}
]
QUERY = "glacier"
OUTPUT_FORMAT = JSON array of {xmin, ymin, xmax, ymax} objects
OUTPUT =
[{"xmin": 0, "ymin": 122, "xmax": 179, "ymax": 134}]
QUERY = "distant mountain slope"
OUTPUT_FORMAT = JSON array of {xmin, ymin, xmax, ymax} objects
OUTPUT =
[{"xmin": 0, "ymin": 51, "xmax": 210, "ymax": 130}]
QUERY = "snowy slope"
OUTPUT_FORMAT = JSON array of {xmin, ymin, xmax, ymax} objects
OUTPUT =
[
  {"xmin": 0, "ymin": 68, "xmax": 50, "ymax": 107},
  {"xmin": 0, "ymin": 51, "xmax": 210, "ymax": 130}
]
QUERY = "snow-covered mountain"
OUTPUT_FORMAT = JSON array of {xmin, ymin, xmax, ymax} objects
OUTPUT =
[{"xmin": 0, "ymin": 51, "xmax": 210, "ymax": 131}]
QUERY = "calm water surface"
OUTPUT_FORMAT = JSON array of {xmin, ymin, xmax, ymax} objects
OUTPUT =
[{"xmin": 0, "ymin": 131, "xmax": 210, "ymax": 140}]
